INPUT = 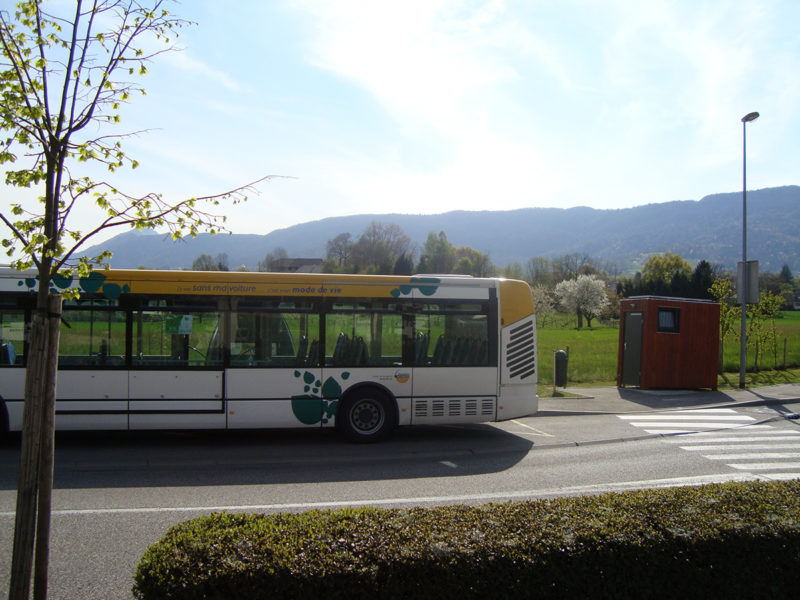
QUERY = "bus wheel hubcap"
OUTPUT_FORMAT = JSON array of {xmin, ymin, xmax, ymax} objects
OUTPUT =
[{"xmin": 352, "ymin": 400, "xmax": 382, "ymax": 432}]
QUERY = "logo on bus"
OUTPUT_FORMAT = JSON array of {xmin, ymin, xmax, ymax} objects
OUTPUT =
[{"xmin": 394, "ymin": 371, "xmax": 410, "ymax": 383}]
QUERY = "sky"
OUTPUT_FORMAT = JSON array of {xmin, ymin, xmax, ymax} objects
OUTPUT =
[{"xmin": 4, "ymin": 0, "xmax": 800, "ymax": 247}]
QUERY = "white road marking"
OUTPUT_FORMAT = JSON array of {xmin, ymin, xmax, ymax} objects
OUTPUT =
[
  {"xmin": 759, "ymin": 473, "xmax": 800, "ymax": 480},
  {"xmin": 665, "ymin": 434, "xmax": 800, "ymax": 443},
  {"xmin": 510, "ymin": 419, "xmax": 554, "ymax": 437},
  {"xmin": 703, "ymin": 453, "xmax": 800, "ymax": 460},
  {"xmin": 680, "ymin": 443, "xmax": 800, "ymax": 451},
  {"xmin": 619, "ymin": 408, "xmax": 800, "ymax": 479},
  {"xmin": 627, "ymin": 422, "xmax": 765, "ymax": 429},
  {"xmin": 619, "ymin": 414, "xmax": 755, "ymax": 421},
  {"xmin": 728, "ymin": 462, "xmax": 800, "ymax": 470},
  {"xmin": 0, "ymin": 475, "xmax": 770, "ymax": 518}
]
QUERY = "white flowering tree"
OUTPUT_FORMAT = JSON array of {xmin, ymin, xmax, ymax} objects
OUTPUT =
[
  {"xmin": 554, "ymin": 274, "xmax": 609, "ymax": 329},
  {"xmin": 530, "ymin": 283, "xmax": 554, "ymax": 327}
]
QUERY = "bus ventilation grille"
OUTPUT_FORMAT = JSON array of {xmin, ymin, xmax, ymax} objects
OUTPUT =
[
  {"xmin": 506, "ymin": 320, "xmax": 536, "ymax": 380},
  {"xmin": 414, "ymin": 398, "xmax": 494, "ymax": 418}
]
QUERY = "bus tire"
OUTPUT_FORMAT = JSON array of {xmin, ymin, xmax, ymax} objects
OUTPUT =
[{"xmin": 337, "ymin": 388, "xmax": 396, "ymax": 443}]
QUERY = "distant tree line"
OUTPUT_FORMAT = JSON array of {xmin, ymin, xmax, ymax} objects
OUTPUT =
[
  {"xmin": 191, "ymin": 253, "xmax": 231, "ymax": 271},
  {"xmin": 322, "ymin": 225, "xmax": 494, "ymax": 277},
  {"xmin": 616, "ymin": 253, "xmax": 717, "ymax": 300},
  {"xmin": 187, "ymin": 221, "xmax": 799, "ymax": 332}
]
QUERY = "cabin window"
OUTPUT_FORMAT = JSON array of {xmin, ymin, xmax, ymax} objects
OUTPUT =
[{"xmin": 657, "ymin": 308, "xmax": 680, "ymax": 333}]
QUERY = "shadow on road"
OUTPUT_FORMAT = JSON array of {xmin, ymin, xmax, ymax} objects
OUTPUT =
[{"xmin": 0, "ymin": 424, "xmax": 533, "ymax": 490}]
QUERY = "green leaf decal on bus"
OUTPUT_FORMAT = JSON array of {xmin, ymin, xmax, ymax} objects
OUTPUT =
[
  {"xmin": 14, "ymin": 271, "xmax": 128, "ymax": 300},
  {"xmin": 290, "ymin": 396, "xmax": 323, "ymax": 425},
  {"xmin": 100, "ymin": 283, "xmax": 130, "ymax": 300},
  {"xmin": 52, "ymin": 272, "xmax": 74, "ymax": 290},
  {"xmin": 390, "ymin": 277, "xmax": 441, "ymax": 298},
  {"xmin": 321, "ymin": 376, "xmax": 341, "ymax": 399},
  {"xmin": 79, "ymin": 271, "xmax": 106, "ymax": 294},
  {"xmin": 291, "ymin": 371, "xmax": 350, "ymax": 424}
]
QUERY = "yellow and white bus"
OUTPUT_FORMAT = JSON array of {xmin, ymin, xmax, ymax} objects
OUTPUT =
[{"xmin": 0, "ymin": 269, "xmax": 537, "ymax": 442}]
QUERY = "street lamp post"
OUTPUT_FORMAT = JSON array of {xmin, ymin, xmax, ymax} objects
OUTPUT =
[{"xmin": 740, "ymin": 111, "xmax": 759, "ymax": 389}]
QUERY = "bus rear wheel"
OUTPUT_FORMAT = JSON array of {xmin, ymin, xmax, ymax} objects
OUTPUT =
[{"xmin": 337, "ymin": 388, "xmax": 396, "ymax": 443}]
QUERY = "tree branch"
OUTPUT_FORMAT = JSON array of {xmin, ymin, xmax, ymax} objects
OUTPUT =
[{"xmin": 53, "ymin": 175, "xmax": 281, "ymax": 271}]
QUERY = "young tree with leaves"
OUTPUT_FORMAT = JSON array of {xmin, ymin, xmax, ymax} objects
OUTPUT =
[
  {"xmin": 257, "ymin": 247, "xmax": 288, "ymax": 272},
  {"xmin": 417, "ymin": 231, "xmax": 455, "ymax": 274},
  {"xmin": 749, "ymin": 291, "xmax": 784, "ymax": 370},
  {"xmin": 0, "ymin": 2, "xmax": 270, "ymax": 598},
  {"xmin": 453, "ymin": 246, "xmax": 495, "ymax": 277},
  {"xmin": 709, "ymin": 278, "xmax": 739, "ymax": 373},
  {"xmin": 192, "ymin": 253, "xmax": 229, "ymax": 271},
  {"xmin": 641, "ymin": 252, "xmax": 692, "ymax": 287}
]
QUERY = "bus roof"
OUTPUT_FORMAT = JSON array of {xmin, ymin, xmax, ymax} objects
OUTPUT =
[{"xmin": 0, "ymin": 268, "xmax": 531, "ymax": 304}]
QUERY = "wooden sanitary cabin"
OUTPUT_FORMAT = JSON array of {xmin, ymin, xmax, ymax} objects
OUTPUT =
[{"xmin": 617, "ymin": 296, "xmax": 720, "ymax": 390}]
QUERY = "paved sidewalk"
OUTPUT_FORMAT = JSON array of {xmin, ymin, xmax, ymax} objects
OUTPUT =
[{"xmin": 539, "ymin": 383, "xmax": 800, "ymax": 415}]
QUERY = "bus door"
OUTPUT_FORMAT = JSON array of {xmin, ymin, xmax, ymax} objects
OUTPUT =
[{"xmin": 128, "ymin": 303, "xmax": 225, "ymax": 429}]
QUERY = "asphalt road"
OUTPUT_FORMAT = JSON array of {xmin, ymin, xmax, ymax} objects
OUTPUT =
[{"xmin": 2, "ymin": 398, "xmax": 800, "ymax": 599}]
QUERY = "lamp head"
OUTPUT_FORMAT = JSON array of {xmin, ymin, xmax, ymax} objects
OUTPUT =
[{"xmin": 742, "ymin": 112, "xmax": 760, "ymax": 123}]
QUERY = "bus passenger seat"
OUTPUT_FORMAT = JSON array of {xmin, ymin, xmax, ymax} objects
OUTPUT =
[
  {"xmin": 332, "ymin": 332, "xmax": 349, "ymax": 365},
  {"xmin": 295, "ymin": 335, "xmax": 308, "ymax": 363},
  {"xmin": 432, "ymin": 334, "xmax": 446, "ymax": 365},
  {"xmin": 1, "ymin": 342, "xmax": 15, "ymax": 365},
  {"xmin": 415, "ymin": 332, "xmax": 429, "ymax": 365},
  {"xmin": 306, "ymin": 339, "xmax": 319, "ymax": 366}
]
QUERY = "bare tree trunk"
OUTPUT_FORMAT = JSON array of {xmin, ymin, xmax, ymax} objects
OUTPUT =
[
  {"xmin": 9, "ymin": 305, "xmax": 48, "ymax": 600},
  {"xmin": 33, "ymin": 294, "xmax": 62, "ymax": 600},
  {"xmin": 9, "ymin": 292, "xmax": 61, "ymax": 600}
]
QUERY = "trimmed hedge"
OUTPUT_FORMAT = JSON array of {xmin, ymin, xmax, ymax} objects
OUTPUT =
[{"xmin": 134, "ymin": 480, "xmax": 800, "ymax": 599}]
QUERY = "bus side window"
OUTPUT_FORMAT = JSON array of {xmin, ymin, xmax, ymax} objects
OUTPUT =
[
  {"xmin": 325, "ymin": 301, "xmax": 402, "ymax": 367},
  {"xmin": 230, "ymin": 309, "xmax": 319, "ymax": 368},
  {"xmin": 134, "ymin": 309, "xmax": 221, "ymax": 368},
  {"xmin": 0, "ymin": 308, "xmax": 24, "ymax": 367},
  {"xmin": 414, "ymin": 302, "xmax": 491, "ymax": 367},
  {"xmin": 58, "ymin": 305, "xmax": 126, "ymax": 367}
]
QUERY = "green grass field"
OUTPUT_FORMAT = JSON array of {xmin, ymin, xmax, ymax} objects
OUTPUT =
[{"xmin": 537, "ymin": 310, "xmax": 800, "ymax": 396}]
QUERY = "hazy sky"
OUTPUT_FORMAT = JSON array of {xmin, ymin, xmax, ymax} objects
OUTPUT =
[{"xmin": 5, "ymin": 0, "xmax": 799, "ymax": 244}]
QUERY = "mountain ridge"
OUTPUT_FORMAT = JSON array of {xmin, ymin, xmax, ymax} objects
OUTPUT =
[{"xmin": 79, "ymin": 185, "xmax": 800, "ymax": 274}]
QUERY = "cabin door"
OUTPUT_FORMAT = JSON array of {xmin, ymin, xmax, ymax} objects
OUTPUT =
[{"xmin": 621, "ymin": 312, "xmax": 642, "ymax": 386}]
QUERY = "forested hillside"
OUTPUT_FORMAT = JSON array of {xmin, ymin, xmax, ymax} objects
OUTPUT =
[{"xmin": 80, "ymin": 185, "xmax": 799, "ymax": 274}]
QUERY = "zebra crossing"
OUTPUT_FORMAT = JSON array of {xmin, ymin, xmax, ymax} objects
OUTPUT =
[{"xmin": 618, "ymin": 408, "xmax": 800, "ymax": 481}]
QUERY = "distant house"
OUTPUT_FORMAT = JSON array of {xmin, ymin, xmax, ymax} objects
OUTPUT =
[{"xmin": 272, "ymin": 258, "xmax": 323, "ymax": 273}]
